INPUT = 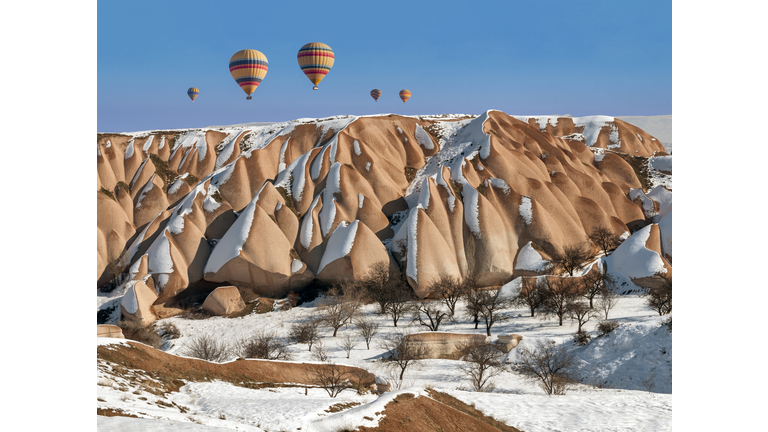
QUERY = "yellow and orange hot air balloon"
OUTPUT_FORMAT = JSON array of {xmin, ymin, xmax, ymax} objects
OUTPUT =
[
  {"xmin": 187, "ymin": 87, "xmax": 199, "ymax": 102},
  {"xmin": 370, "ymin": 89, "xmax": 381, "ymax": 102},
  {"xmin": 399, "ymin": 89, "xmax": 411, "ymax": 103},
  {"xmin": 229, "ymin": 49, "xmax": 268, "ymax": 100},
  {"xmin": 297, "ymin": 42, "xmax": 334, "ymax": 90}
]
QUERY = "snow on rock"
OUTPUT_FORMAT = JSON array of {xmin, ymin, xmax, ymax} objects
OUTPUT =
[
  {"xmin": 414, "ymin": 124, "xmax": 435, "ymax": 150},
  {"xmin": 365, "ymin": 162, "xmax": 371, "ymax": 171},
  {"xmin": 608, "ymin": 124, "xmax": 622, "ymax": 149},
  {"xmin": 204, "ymin": 190, "xmax": 260, "ymax": 274},
  {"xmin": 121, "ymin": 285, "xmax": 138, "ymax": 314},
  {"xmin": 174, "ymin": 130, "xmax": 209, "ymax": 162},
  {"xmin": 571, "ymin": 115, "xmax": 615, "ymax": 147},
  {"xmin": 317, "ymin": 221, "xmax": 358, "ymax": 274},
  {"xmin": 353, "ymin": 139, "xmax": 362, "ymax": 155},
  {"xmin": 519, "ymin": 196, "xmax": 533, "ymax": 225},
  {"xmin": 141, "ymin": 135, "xmax": 154, "ymax": 153},
  {"xmin": 319, "ymin": 191, "xmax": 338, "ymax": 237},
  {"xmin": 326, "ymin": 162, "xmax": 342, "ymax": 196},
  {"xmin": 486, "ymin": 177, "xmax": 511, "ymax": 195},
  {"xmin": 560, "ymin": 132, "xmax": 586, "ymax": 142},
  {"xmin": 291, "ymin": 259, "xmax": 303, "ymax": 274},
  {"xmin": 629, "ymin": 188, "xmax": 658, "ymax": 219},
  {"xmin": 606, "ymin": 224, "xmax": 667, "ymax": 281},
  {"xmin": 300, "ymin": 194, "xmax": 322, "ymax": 249},
  {"xmin": 358, "ymin": 193, "xmax": 365, "ymax": 209},
  {"xmin": 650, "ymin": 155, "xmax": 672, "ymax": 172},
  {"xmin": 215, "ymin": 130, "xmax": 246, "ymax": 169},
  {"xmin": 124, "ymin": 138, "xmax": 135, "ymax": 159},
  {"xmin": 406, "ymin": 209, "xmax": 420, "ymax": 281},
  {"xmin": 462, "ymin": 185, "xmax": 482, "ymax": 238},
  {"xmin": 515, "ymin": 242, "xmax": 549, "ymax": 272},
  {"xmin": 647, "ymin": 186, "xmax": 672, "ymax": 219},
  {"xmin": 593, "ymin": 147, "xmax": 605, "ymax": 162},
  {"xmin": 513, "ymin": 115, "xmax": 560, "ymax": 132}
]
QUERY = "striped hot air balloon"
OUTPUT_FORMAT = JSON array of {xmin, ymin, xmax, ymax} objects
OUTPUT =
[
  {"xmin": 399, "ymin": 89, "xmax": 411, "ymax": 103},
  {"xmin": 187, "ymin": 87, "xmax": 199, "ymax": 102},
  {"xmin": 370, "ymin": 89, "xmax": 381, "ymax": 102},
  {"xmin": 229, "ymin": 49, "xmax": 268, "ymax": 100},
  {"xmin": 297, "ymin": 42, "xmax": 334, "ymax": 90}
]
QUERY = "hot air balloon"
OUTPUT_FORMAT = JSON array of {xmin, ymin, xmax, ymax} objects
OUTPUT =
[
  {"xmin": 399, "ymin": 89, "xmax": 411, "ymax": 103},
  {"xmin": 187, "ymin": 87, "xmax": 199, "ymax": 102},
  {"xmin": 297, "ymin": 42, "xmax": 334, "ymax": 90},
  {"xmin": 370, "ymin": 89, "xmax": 381, "ymax": 102},
  {"xmin": 229, "ymin": 49, "xmax": 268, "ymax": 100}
]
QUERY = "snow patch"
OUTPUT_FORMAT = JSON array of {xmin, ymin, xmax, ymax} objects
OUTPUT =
[
  {"xmin": 414, "ymin": 124, "xmax": 434, "ymax": 150},
  {"xmin": 519, "ymin": 196, "xmax": 533, "ymax": 225},
  {"xmin": 353, "ymin": 139, "xmax": 361, "ymax": 155},
  {"xmin": 317, "ymin": 221, "xmax": 358, "ymax": 274},
  {"xmin": 515, "ymin": 242, "xmax": 549, "ymax": 271}
]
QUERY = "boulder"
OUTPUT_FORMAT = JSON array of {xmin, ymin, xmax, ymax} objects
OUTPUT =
[
  {"xmin": 202, "ymin": 286, "xmax": 246, "ymax": 316},
  {"xmin": 403, "ymin": 332, "xmax": 488, "ymax": 360},
  {"xmin": 120, "ymin": 280, "xmax": 158, "ymax": 326},
  {"xmin": 495, "ymin": 334, "xmax": 523, "ymax": 353},
  {"xmin": 97, "ymin": 324, "xmax": 124, "ymax": 338}
]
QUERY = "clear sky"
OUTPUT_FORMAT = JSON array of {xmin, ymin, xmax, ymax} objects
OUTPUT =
[{"xmin": 97, "ymin": 0, "xmax": 671, "ymax": 132}]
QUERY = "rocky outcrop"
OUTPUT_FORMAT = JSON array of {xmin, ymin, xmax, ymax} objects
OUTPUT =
[
  {"xmin": 495, "ymin": 334, "xmax": 523, "ymax": 353},
  {"xmin": 97, "ymin": 324, "xmax": 125, "ymax": 338},
  {"xmin": 98, "ymin": 111, "xmax": 671, "ymax": 313},
  {"xmin": 201, "ymin": 286, "xmax": 246, "ymax": 316},
  {"xmin": 120, "ymin": 280, "xmax": 158, "ymax": 326},
  {"xmin": 404, "ymin": 332, "xmax": 489, "ymax": 360}
]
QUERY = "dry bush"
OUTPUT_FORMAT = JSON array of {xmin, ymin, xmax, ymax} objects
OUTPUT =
[
  {"xmin": 378, "ymin": 331, "xmax": 428, "ymax": 381},
  {"xmin": 157, "ymin": 322, "xmax": 180, "ymax": 340},
  {"xmin": 543, "ymin": 278, "xmax": 580, "ymax": 326},
  {"xmin": 311, "ymin": 339, "xmax": 330, "ymax": 362},
  {"xmin": 597, "ymin": 280, "xmax": 620, "ymax": 320},
  {"xmin": 475, "ymin": 289, "xmax": 513, "ymax": 336},
  {"xmin": 355, "ymin": 316, "xmax": 380, "ymax": 350},
  {"xmin": 235, "ymin": 331, "xmax": 293, "ymax": 360},
  {"xmin": 572, "ymin": 331, "xmax": 591, "ymax": 346},
  {"xmin": 340, "ymin": 332, "xmax": 357, "ymax": 359},
  {"xmin": 180, "ymin": 334, "xmax": 229, "ymax": 363},
  {"xmin": 318, "ymin": 284, "xmax": 361, "ymax": 337},
  {"xmin": 589, "ymin": 225, "xmax": 621, "ymax": 255},
  {"xmin": 596, "ymin": 320, "xmax": 620, "ymax": 336},
  {"xmin": 117, "ymin": 320, "xmax": 164, "ymax": 349},
  {"xmin": 289, "ymin": 318, "xmax": 321, "ymax": 351},
  {"xmin": 644, "ymin": 277, "xmax": 672, "ymax": 316},
  {"xmin": 517, "ymin": 277, "xmax": 548, "ymax": 317},
  {"xmin": 430, "ymin": 274, "xmax": 465, "ymax": 317},
  {"xmin": 513, "ymin": 339, "xmax": 578, "ymax": 396},
  {"xmin": 567, "ymin": 300, "xmax": 596, "ymax": 333},
  {"xmin": 549, "ymin": 242, "xmax": 594, "ymax": 276},
  {"xmin": 414, "ymin": 301, "xmax": 449, "ymax": 331}
]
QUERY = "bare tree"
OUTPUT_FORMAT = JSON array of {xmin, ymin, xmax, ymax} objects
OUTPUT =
[
  {"xmin": 580, "ymin": 269, "xmax": 606, "ymax": 309},
  {"xmin": 289, "ymin": 317, "xmax": 321, "ymax": 351},
  {"xmin": 549, "ymin": 242, "xmax": 594, "ymax": 276},
  {"xmin": 513, "ymin": 338, "xmax": 578, "ymax": 395},
  {"xmin": 340, "ymin": 332, "xmax": 357, "ymax": 359},
  {"xmin": 644, "ymin": 277, "xmax": 672, "ymax": 316},
  {"xmin": 567, "ymin": 300, "xmax": 596, "ymax": 334},
  {"xmin": 430, "ymin": 274, "xmax": 465, "ymax": 317},
  {"xmin": 361, "ymin": 261, "xmax": 399, "ymax": 314},
  {"xmin": 463, "ymin": 275, "xmax": 482, "ymax": 329},
  {"xmin": 517, "ymin": 277, "xmax": 548, "ymax": 317},
  {"xmin": 235, "ymin": 331, "xmax": 294, "ymax": 360},
  {"xmin": 180, "ymin": 333, "xmax": 229, "ymax": 363},
  {"xmin": 305, "ymin": 362, "xmax": 353, "ymax": 398},
  {"xmin": 385, "ymin": 276, "xmax": 415, "ymax": 327},
  {"xmin": 543, "ymin": 277, "xmax": 580, "ymax": 326},
  {"xmin": 318, "ymin": 284, "xmax": 359, "ymax": 337},
  {"xmin": 597, "ymin": 284, "xmax": 619, "ymax": 320},
  {"xmin": 414, "ymin": 301, "xmax": 449, "ymax": 331},
  {"xmin": 589, "ymin": 225, "xmax": 621, "ymax": 255},
  {"xmin": 641, "ymin": 371, "xmax": 656, "ymax": 393},
  {"xmin": 355, "ymin": 316, "xmax": 380, "ymax": 350},
  {"xmin": 457, "ymin": 343, "xmax": 506, "ymax": 392},
  {"xmin": 476, "ymin": 290, "xmax": 512, "ymax": 336},
  {"xmin": 378, "ymin": 331, "xmax": 428, "ymax": 380},
  {"xmin": 310, "ymin": 339, "xmax": 330, "ymax": 362}
]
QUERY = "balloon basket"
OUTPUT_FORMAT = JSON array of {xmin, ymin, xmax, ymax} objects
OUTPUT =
[
  {"xmin": 246, "ymin": 96, "xmax": 252, "ymax": 100},
  {"xmin": 313, "ymin": 86, "xmax": 319, "ymax": 90}
]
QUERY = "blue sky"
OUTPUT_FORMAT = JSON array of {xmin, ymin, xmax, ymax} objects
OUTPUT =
[{"xmin": 98, "ymin": 0, "xmax": 671, "ymax": 132}]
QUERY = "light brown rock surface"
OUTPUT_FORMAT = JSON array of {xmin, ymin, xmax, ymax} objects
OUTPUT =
[
  {"xmin": 98, "ymin": 112, "xmax": 671, "ymax": 312},
  {"xmin": 404, "ymin": 332, "xmax": 489, "ymax": 360},
  {"xmin": 97, "ymin": 324, "xmax": 125, "ymax": 338},
  {"xmin": 201, "ymin": 286, "xmax": 246, "ymax": 316}
]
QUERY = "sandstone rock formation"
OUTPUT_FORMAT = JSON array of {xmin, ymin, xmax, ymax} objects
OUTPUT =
[
  {"xmin": 201, "ymin": 286, "xmax": 246, "ymax": 316},
  {"xmin": 495, "ymin": 334, "xmax": 523, "ymax": 353},
  {"xmin": 404, "ymin": 332, "xmax": 489, "ymax": 360},
  {"xmin": 97, "ymin": 324, "xmax": 125, "ymax": 338},
  {"xmin": 98, "ymin": 111, "xmax": 671, "ymax": 318}
]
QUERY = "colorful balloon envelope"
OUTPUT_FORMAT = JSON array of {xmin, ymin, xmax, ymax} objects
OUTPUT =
[
  {"xmin": 187, "ymin": 87, "xmax": 199, "ymax": 102},
  {"xmin": 297, "ymin": 42, "xmax": 334, "ymax": 90},
  {"xmin": 370, "ymin": 89, "xmax": 381, "ymax": 102},
  {"xmin": 229, "ymin": 49, "xmax": 268, "ymax": 100},
  {"xmin": 399, "ymin": 89, "xmax": 411, "ymax": 103}
]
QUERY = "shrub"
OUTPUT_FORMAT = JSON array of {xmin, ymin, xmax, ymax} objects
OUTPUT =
[
  {"xmin": 513, "ymin": 339, "xmax": 578, "ymax": 396},
  {"xmin": 157, "ymin": 322, "xmax": 181, "ymax": 340},
  {"xmin": 596, "ymin": 320, "xmax": 620, "ymax": 336},
  {"xmin": 289, "ymin": 319, "xmax": 320, "ymax": 351},
  {"xmin": 117, "ymin": 320, "xmax": 164, "ymax": 349},
  {"xmin": 573, "ymin": 331, "xmax": 591, "ymax": 346},
  {"xmin": 235, "ymin": 331, "xmax": 293, "ymax": 361},
  {"xmin": 180, "ymin": 334, "xmax": 230, "ymax": 363}
]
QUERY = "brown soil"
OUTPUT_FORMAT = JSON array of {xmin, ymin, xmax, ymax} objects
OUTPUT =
[
  {"xmin": 357, "ymin": 391, "xmax": 523, "ymax": 432},
  {"xmin": 97, "ymin": 341, "xmax": 375, "ymax": 395}
]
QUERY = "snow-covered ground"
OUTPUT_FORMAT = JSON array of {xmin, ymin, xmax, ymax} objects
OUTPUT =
[{"xmin": 98, "ymin": 287, "xmax": 671, "ymax": 431}]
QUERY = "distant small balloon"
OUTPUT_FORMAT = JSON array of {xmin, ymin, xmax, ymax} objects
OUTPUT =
[
  {"xmin": 370, "ymin": 89, "xmax": 381, "ymax": 102},
  {"xmin": 229, "ymin": 49, "xmax": 268, "ymax": 100},
  {"xmin": 399, "ymin": 89, "xmax": 411, "ymax": 103},
  {"xmin": 297, "ymin": 42, "xmax": 334, "ymax": 90},
  {"xmin": 187, "ymin": 87, "xmax": 199, "ymax": 102}
]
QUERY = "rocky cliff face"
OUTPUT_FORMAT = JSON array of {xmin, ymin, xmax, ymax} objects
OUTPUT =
[{"xmin": 97, "ymin": 111, "xmax": 671, "ymax": 321}]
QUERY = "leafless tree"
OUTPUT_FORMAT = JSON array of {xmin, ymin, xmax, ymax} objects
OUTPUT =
[
  {"xmin": 512, "ymin": 338, "xmax": 578, "ymax": 396},
  {"xmin": 430, "ymin": 274, "xmax": 465, "ymax": 317},
  {"xmin": 305, "ymin": 362, "xmax": 353, "ymax": 398},
  {"xmin": 310, "ymin": 339, "xmax": 330, "ymax": 362},
  {"xmin": 180, "ymin": 333, "xmax": 230, "ymax": 363},
  {"xmin": 378, "ymin": 331, "xmax": 429, "ymax": 381},
  {"xmin": 339, "ymin": 332, "xmax": 357, "ymax": 359},
  {"xmin": 317, "ymin": 284, "xmax": 360, "ymax": 337},
  {"xmin": 463, "ymin": 275, "xmax": 482, "ymax": 329},
  {"xmin": 457, "ymin": 342, "xmax": 506, "ymax": 392},
  {"xmin": 414, "ymin": 301, "xmax": 449, "ymax": 331},
  {"xmin": 580, "ymin": 269, "xmax": 606, "ymax": 309},
  {"xmin": 355, "ymin": 316, "xmax": 380, "ymax": 350},
  {"xmin": 597, "ymin": 284, "xmax": 619, "ymax": 320},
  {"xmin": 289, "ymin": 317, "xmax": 321, "ymax": 351},
  {"xmin": 361, "ymin": 261, "xmax": 399, "ymax": 314},
  {"xmin": 589, "ymin": 225, "xmax": 621, "ymax": 255},
  {"xmin": 476, "ymin": 290, "xmax": 512, "ymax": 336},
  {"xmin": 641, "ymin": 371, "xmax": 656, "ymax": 393},
  {"xmin": 644, "ymin": 277, "xmax": 672, "ymax": 316},
  {"xmin": 516, "ymin": 277, "xmax": 548, "ymax": 317},
  {"xmin": 235, "ymin": 331, "xmax": 294, "ymax": 360},
  {"xmin": 385, "ymin": 276, "xmax": 415, "ymax": 327},
  {"xmin": 549, "ymin": 242, "xmax": 594, "ymax": 276},
  {"xmin": 567, "ymin": 300, "xmax": 596, "ymax": 334},
  {"xmin": 543, "ymin": 277, "xmax": 580, "ymax": 326}
]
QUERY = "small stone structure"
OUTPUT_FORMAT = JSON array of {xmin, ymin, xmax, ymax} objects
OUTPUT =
[
  {"xmin": 97, "ymin": 324, "xmax": 124, "ymax": 338},
  {"xmin": 494, "ymin": 334, "xmax": 523, "ymax": 353}
]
